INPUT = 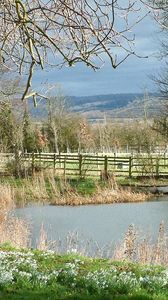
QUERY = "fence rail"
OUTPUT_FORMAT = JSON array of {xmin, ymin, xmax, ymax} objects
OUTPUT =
[{"xmin": 0, "ymin": 152, "xmax": 168, "ymax": 178}]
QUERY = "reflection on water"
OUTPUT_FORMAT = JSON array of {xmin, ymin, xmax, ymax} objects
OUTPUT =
[{"xmin": 14, "ymin": 196, "xmax": 168, "ymax": 248}]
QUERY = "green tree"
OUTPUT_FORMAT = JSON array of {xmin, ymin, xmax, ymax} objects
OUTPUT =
[
  {"xmin": 45, "ymin": 93, "xmax": 82, "ymax": 152},
  {"xmin": 0, "ymin": 101, "xmax": 19, "ymax": 151},
  {"xmin": 22, "ymin": 107, "xmax": 35, "ymax": 152}
]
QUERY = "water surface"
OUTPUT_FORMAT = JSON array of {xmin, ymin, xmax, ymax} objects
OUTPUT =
[{"xmin": 14, "ymin": 196, "xmax": 168, "ymax": 248}]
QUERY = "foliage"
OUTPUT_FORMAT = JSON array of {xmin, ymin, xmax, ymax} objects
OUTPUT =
[
  {"xmin": 93, "ymin": 120, "xmax": 164, "ymax": 153},
  {"xmin": 46, "ymin": 114, "xmax": 82, "ymax": 152},
  {"xmin": 0, "ymin": 246, "xmax": 168, "ymax": 299},
  {"xmin": 44, "ymin": 94, "xmax": 93, "ymax": 152},
  {"xmin": 153, "ymin": 109, "xmax": 168, "ymax": 141},
  {"xmin": 0, "ymin": 101, "xmax": 18, "ymax": 152},
  {"xmin": 22, "ymin": 109, "xmax": 35, "ymax": 153}
]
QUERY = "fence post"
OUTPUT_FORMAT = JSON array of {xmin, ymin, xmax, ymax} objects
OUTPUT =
[
  {"xmin": 156, "ymin": 158, "xmax": 159, "ymax": 177},
  {"xmin": 53, "ymin": 153, "xmax": 56, "ymax": 171},
  {"xmin": 126, "ymin": 144, "xmax": 129, "ymax": 153},
  {"xmin": 164, "ymin": 153, "xmax": 166, "ymax": 166},
  {"xmin": 104, "ymin": 155, "xmax": 108, "ymax": 179},
  {"xmin": 14, "ymin": 146, "xmax": 22, "ymax": 178},
  {"xmin": 114, "ymin": 152, "xmax": 116, "ymax": 170},
  {"xmin": 63, "ymin": 156, "xmax": 66, "ymax": 179},
  {"xmin": 32, "ymin": 152, "xmax": 35, "ymax": 175},
  {"xmin": 39, "ymin": 152, "xmax": 41, "ymax": 168},
  {"xmin": 129, "ymin": 156, "xmax": 132, "ymax": 178},
  {"xmin": 79, "ymin": 154, "xmax": 82, "ymax": 177}
]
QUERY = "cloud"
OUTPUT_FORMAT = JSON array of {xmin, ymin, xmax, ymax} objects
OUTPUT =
[{"xmin": 33, "ymin": 15, "xmax": 161, "ymax": 96}]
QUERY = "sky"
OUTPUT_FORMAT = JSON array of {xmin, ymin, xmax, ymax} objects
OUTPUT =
[{"xmin": 33, "ymin": 9, "xmax": 162, "ymax": 97}]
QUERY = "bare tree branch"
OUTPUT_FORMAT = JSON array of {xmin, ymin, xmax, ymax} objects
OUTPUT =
[
  {"xmin": 141, "ymin": 0, "xmax": 168, "ymax": 30},
  {"xmin": 0, "ymin": 0, "xmax": 148, "ymax": 100}
]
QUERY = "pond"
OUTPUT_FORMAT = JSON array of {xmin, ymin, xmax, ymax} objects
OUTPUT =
[{"xmin": 14, "ymin": 196, "xmax": 168, "ymax": 251}]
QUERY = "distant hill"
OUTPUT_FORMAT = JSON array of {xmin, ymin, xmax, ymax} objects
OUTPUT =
[
  {"xmin": 68, "ymin": 93, "xmax": 144, "ymax": 112},
  {"xmin": 28, "ymin": 92, "xmax": 163, "ymax": 121}
]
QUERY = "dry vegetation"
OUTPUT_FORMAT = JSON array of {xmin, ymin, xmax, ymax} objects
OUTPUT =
[
  {"xmin": 52, "ymin": 186, "xmax": 150, "ymax": 206},
  {"xmin": 43, "ymin": 222, "xmax": 168, "ymax": 267},
  {"xmin": 19, "ymin": 221, "xmax": 168, "ymax": 267},
  {"xmin": 0, "ymin": 185, "xmax": 30, "ymax": 248},
  {"xmin": 113, "ymin": 222, "xmax": 168, "ymax": 266},
  {"xmin": 53, "ymin": 173, "xmax": 151, "ymax": 206},
  {"xmin": 0, "ymin": 173, "xmax": 151, "ymax": 207}
]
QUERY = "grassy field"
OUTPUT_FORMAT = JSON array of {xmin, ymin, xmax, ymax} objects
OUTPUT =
[{"xmin": 0, "ymin": 245, "xmax": 168, "ymax": 300}]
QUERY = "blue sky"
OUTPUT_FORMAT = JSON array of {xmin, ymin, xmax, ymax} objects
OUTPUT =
[{"xmin": 33, "ymin": 13, "xmax": 162, "ymax": 97}]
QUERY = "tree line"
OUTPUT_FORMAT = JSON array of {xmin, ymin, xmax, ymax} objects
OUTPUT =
[{"xmin": 0, "ymin": 88, "xmax": 166, "ymax": 154}]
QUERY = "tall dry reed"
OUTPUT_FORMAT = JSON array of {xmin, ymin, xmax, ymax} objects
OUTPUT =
[
  {"xmin": 0, "ymin": 184, "xmax": 30, "ymax": 248},
  {"xmin": 2, "ymin": 172, "xmax": 151, "ymax": 206},
  {"xmin": 52, "ymin": 174, "xmax": 151, "ymax": 205},
  {"xmin": 34, "ymin": 222, "xmax": 168, "ymax": 267},
  {"xmin": 51, "ymin": 185, "xmax": 150, "ymax": 206},
  {"xmin": 112, "ymin": 222, "xmax": 168, "ymax": 266}
]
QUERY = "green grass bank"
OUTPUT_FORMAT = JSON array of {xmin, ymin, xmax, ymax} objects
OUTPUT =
[{"xmin": 0, "ymin": 245, "xmax": 168, "ymax": 300}]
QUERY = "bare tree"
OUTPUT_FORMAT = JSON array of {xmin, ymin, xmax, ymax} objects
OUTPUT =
[
  {"xmin": 141, "ymin": 1, "xmax": 168, "ymax": 95},
  {"xmin": 141, "ymin": 1, "xmax": 168, "ymax": 30},
  {"xmin": 0, "ymin": 0, "xmax": 148, "ymax": 100},
  {"xmin": 141, "ymin": 1, "xmax": 168, "ymax": 140}
]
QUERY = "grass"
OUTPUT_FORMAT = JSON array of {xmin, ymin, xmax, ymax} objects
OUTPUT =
[
  {"xmin": 0, "ymin": 245, "xmax": 168, "ymax": 300},
  {"xmin": 0, "ymin": 176, "xmax": 97, "ymax": 195},
  {"xmin": 0, "ymin": 174, "xmax": 167, "ymax": 195},
  {"xmin": 68, "ymin": 178, "xmax": 97, "ymax": 195},
  {"xmin": 0, "ymin": 291, "xmax": 167, "ymax": 300},
  {"xmin": 0, "ymin": 173, "xmax": 152, "ymax": 207},
  {"xmin": 117, "ymin": 176, "xmax": 168, "ymax": 187}
]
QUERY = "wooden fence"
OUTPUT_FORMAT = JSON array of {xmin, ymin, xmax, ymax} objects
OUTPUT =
[
  {"xmin": 0, "ymin": 152, "xmax": 167, "ymax": 178},
  {"xmin": 19, "ymin": 153, "xmax": 168, "ymax": 178}
]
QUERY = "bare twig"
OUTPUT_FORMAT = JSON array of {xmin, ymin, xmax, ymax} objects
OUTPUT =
[{"xmin": 0, "ymin": 0, "xmax": 148, "ymax": 99}]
